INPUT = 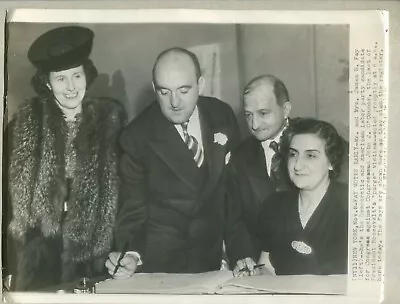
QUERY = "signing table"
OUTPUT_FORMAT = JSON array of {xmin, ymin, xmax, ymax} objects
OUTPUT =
[
  {"xmin": 3, "ymin": 272, "xmax": 349, "ymax": 304},
  {"xmin": 94, "ymin": 271, "xmax": 347, "ymax": 295}
]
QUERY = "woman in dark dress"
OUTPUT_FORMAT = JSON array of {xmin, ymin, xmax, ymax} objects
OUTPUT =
[
  {"xmin": 5, "ymin": 26, "xmax": 126, "ymax": 290},
  {"xmin": 257, "ymin": 118, "xmax": 348, "ymax": 275}
]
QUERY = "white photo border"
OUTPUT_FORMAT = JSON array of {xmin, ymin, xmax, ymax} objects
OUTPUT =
[{"xmin": 1, "ymin": 6, "xmax": 391, "ymax": 304}]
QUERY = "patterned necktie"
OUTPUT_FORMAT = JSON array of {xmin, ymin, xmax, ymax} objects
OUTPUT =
[
  {"xmin": 269, "ymin": 141, "xmax": 280, "ymax": 182},
  {"xmin": 181, "ymin": 122, "xmax": 204, "ymax": 167}
]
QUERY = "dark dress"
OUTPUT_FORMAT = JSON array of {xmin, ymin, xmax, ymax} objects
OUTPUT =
[{"xmin": 257, "ymin": 181, "xmax": 348, "ymax": 275}]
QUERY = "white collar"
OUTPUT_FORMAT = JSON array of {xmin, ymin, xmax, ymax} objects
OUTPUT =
[
  {"xmin": 179, "ymin": 106, "xmax": 199, "ymax": 126},
  {"xmin": 189, "ymin": 106, "xmax": 199, "ymax": 123},
  {"xmin": 263, "ymin": 127, "xmax": 285, "ymax": 147}
]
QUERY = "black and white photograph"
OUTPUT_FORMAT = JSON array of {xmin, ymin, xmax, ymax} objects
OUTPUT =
[{"xmin": 0, "ymin": 7, "xmax": 390, "ymax": 304}]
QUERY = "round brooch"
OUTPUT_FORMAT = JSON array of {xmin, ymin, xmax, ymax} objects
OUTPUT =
[{"xmin": 291, "ymin": 240, "xmax": 312, "ymax": 255}]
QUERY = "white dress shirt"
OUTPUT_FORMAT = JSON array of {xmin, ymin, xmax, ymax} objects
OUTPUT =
[
  {"xmin": 174, "ymin": 106, "xmax": 204, "ymax": 152},
  {"xmin": 261, "ymin": 129, "xmax": 284, "ymax": 176}
]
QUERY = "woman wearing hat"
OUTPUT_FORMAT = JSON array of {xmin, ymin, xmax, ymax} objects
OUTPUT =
[{"xmin": 5, "ymin": 26, "xmax": 126, "ymax": 290}]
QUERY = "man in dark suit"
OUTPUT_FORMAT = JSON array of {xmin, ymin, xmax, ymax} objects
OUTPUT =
[
  {"xmin": 225, "ymin": 75, "xmax": 349, "ymax": 274},
  {"xmin": 225, "ymin": 75, "xmax": 293, "ymax": 273},
  {"xmin": 106, "ymin": 47, "xmax": 252, "ymax": 277}
]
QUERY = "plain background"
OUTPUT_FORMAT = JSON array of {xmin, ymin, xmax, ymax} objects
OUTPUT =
[{"xmin": 6, "ymin": 23, "xmax": 349, "ymax": 140}]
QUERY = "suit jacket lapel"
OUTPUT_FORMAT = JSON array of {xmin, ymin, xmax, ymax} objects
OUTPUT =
[
  {"xmin": 201, "ymin": 108, "xmax": 225, "ymax": 187},
  {"xmin": 246, "ymin": 140, "xmax": 274, "ymax": 202},
  {"xmin": 148, "ymin": 108, "xmax": 199, "ymax": 192},
  {"xmin": 193, "ymin": 100, "xmax": 226, "ymax": 213}
]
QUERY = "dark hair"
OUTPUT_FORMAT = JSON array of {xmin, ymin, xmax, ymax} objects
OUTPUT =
[
  {"xmin": 243, "ymin": 74, "xmax": 289, "ymax": 106},
  {"xmin": 152, "ymin": 47, "xmax": 202, "ymax": 85},
  {"xmin": 280, "ymin": 118, "xmax": 344, "ymax": 179},
  {"xmin": 30, "ymin": 58, "xmax": 98, "ymax": 97}
]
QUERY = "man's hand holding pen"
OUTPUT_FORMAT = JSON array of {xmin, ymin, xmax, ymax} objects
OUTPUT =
[{"xmin": 105, "ymin": 252, "xmax": 140, "ymax": 279}]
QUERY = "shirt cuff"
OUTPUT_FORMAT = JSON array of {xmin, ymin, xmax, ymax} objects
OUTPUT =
[{"xmin": 125, "ymin": 251, "xmax": 143, "ymax": 266}]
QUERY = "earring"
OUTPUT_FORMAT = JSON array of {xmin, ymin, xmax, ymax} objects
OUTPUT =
[{"xmin": 46, "ymin": 84, "xmax": 52, "ymax": 91}]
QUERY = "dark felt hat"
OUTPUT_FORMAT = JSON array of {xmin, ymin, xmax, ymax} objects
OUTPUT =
[{"xmin": 28, "ymin": 26, "xmax": 94, "ymax": 72}]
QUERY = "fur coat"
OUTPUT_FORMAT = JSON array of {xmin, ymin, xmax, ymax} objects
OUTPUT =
[{"xmin": 6, "ymin": 95, "xmax": 126, "ymax": 290}]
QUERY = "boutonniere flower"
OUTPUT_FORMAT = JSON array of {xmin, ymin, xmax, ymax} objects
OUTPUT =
[
  {"xmin": 291, "ymin": 240, "xmax": 312, "ymax": 255},
  {"xmin": 225, "ymin": 151, "xmax": 231, "ymax": 165},
  {"xmin": 214, "ymin": 132, "xmax": 228, "ymax": 146}
]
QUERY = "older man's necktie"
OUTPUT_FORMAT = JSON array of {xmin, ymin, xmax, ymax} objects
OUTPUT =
[
  {"xmin": 269, "ymin": 141, "xmax": 280, "ymax": 182},
  {"xmin": 181, "ymin": 122, "xmax": 204, "ymax": 167}
]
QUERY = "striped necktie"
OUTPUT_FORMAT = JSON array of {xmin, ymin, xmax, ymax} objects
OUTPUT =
[
  {"xmin": 269, "ymin": 141, "xmax": 280, "ymax": 182},
  {"xmin": 181, "ymin": 121, "xmax": 204, "ymax": 167}
]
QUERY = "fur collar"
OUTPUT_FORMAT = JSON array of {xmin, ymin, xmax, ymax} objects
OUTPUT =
[{"xmin": 8, "ymin": 96, "xmax": 125, "ymax": 262}]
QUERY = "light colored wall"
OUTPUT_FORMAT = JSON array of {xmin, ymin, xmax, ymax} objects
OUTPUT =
[
  {"xmin": 314, "ymin": 24, "xmax": 350, "ymax": 140},
  {"xmin": 89, "ymin": 23, "xmax": 242, "ymax": 122},
  {"xmin": 6, "ymin": 23, "xmax": 241, "ymax": 123},
  {"xmin": 238, "ymin": 24, "xmax": 349, "ymax": 139},
  {"xmin": 238, "ymin": 24, "xmax": 317, "ymax": 118},
  {"xmin": 6, "ymin": 23, "xmax": 348, "ymax": 139}
]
